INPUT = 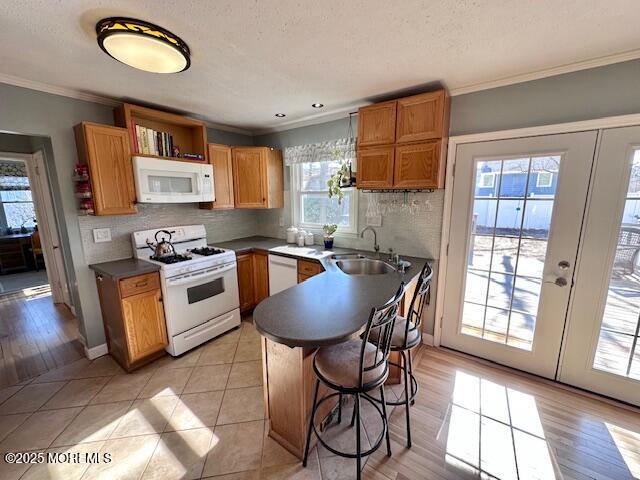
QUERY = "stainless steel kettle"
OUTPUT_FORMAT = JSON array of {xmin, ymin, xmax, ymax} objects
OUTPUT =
[{"xmin": 146, "ymin": 230, "xmax": 176, "ymax": 258}]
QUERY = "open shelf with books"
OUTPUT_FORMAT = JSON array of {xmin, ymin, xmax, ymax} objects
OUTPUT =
[{"xmin": 114, "ymin": 103, "xmax": 208, "ymax": 163}]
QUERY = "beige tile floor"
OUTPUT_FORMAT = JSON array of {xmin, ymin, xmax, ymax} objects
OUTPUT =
[{"xmin": 0, "ymin": 317, "xmax": 396, "ymax": 480}]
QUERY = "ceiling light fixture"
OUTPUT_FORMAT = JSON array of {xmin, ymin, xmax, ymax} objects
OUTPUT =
[
  {"xmin": 275, "ymin": 113, "xmax": 286, "ymax": 117},
  {"xmin": 311, "ymin": 103, "xmax": 324, "ymax": 108},
  {"xmin": 96, "ymin": 17, "xmax": 190, "ymax": 73}
]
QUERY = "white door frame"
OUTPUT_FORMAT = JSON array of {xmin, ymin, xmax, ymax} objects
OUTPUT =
[
  {"xmin": 435, "ymin": 113, "xmax": 640, "ymax": 348},
  {"xmin": 0, "ymin": 151, "xmax": 71, "ymax": 306}
]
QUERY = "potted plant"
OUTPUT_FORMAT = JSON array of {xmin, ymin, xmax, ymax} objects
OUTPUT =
[{"xmin": 322, "ymin": 223, "xmax": 337, "ymax": 249}]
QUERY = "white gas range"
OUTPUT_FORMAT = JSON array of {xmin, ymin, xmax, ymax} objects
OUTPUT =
[{"xmin": 132, "ymin": 224, "xmax": 240, "ymax": 356}]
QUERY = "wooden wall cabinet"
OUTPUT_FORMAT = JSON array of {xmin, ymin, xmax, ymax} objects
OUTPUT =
[
  {"xmin": 357, "ymin": 101, "xmax": 397, "ymax": 147},
  {"xmin": 357, "ymin": 89, "xmax": 450, "ymax": 190},
  {"xmin": 232, "ymin": 147, "xmax": 284, "ymax": 209},
  {"xmin": 237, "ymin": 251, "xmax": 270, "ymax": 313},
  {"xmin": 396, "ymin": 91, "xmax": 446, "ymax": 143},
  {"xmin": 200, "ymin": 143, "xmax": 235, "ymax": 210},
  {"xmin": 74, "ymin": 122, "xmax": 136, "ymax": 215},
  {"xmin": 356, "ymin": 146, "xmax": 395, "ymax": 189},
  {"xmin": 95, "ymin": 271, "xmax": 167, "ymax": 371},
  {"xmin": 394, "ymin": 141, "xmax": 444, "ymax": 189}
]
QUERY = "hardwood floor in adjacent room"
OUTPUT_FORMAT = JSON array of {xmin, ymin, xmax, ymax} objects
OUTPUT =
[{"xmin": 0, "ymin": 285, "xmax": 83, "ymax": 388}]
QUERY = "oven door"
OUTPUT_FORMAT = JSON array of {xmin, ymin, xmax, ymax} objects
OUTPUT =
[{"xmin": 163, "ymin": 263, "xmax": 239, "ymax": 336}]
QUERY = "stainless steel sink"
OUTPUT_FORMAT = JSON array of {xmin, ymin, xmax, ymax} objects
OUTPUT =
[{"xmin": 335, "ymin": 258, "xmax": 395, "ymax": 275}]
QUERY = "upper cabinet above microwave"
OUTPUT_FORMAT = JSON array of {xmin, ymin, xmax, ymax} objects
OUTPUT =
[{"xmin": 357, "ymin": 89, "xmax": 450, "ymax": 190}]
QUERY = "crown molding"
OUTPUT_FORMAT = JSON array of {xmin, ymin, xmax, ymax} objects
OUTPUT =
[
  {"xmin": 3, "ymin": 47, "xmax": 640, "ymax": 136},
  {"xmin": 257, "ymin": 49, "xmax": 640, "ymax": 133},
  {"xmin": 448, "ymin": 48, "xmax": 640, "ymax": 96},
  {"xmin": 0, "ymin": 73, "xmax": 252, "ymax": 136},
  {"xmin": 0, "ymin": 72, "xmax": 120, "ymax": 106}
]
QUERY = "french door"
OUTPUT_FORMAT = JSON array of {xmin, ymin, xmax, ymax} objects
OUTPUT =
[
  {"xmin": 441, "ymin": 132, "xmax": 597, "ymax": 379},
  {"xmin": 560, "ymin": 126, "xmax": 640, "ymax": 405},
  {"xmin": 442, "ymin": 127, "xmax": 640, "ymax": 405}
]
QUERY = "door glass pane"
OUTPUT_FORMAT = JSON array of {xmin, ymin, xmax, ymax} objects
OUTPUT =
[
  {"xmin": 592, "ymin": 150, "xmax": 640, "ymax": 378},
  {"xmin": 461, "ymin": 155, "xmax": 562, "ymax": 350}
]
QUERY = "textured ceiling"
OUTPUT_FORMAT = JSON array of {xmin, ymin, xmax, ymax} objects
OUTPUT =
[{"xmin": 0, "ymin": 0, "xmax": 638, "ymax": 132}]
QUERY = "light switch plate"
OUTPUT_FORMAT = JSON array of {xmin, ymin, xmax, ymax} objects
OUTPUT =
[
  {"xmin": 366, "ymin": 215, "xmax": 383, "ymax": 227},
  {"xmin": 93, "ymin": 228, "xmax": 112, "ymax": 243}
]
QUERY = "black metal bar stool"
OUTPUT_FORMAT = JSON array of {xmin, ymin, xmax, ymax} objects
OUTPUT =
[
  {"xmin": 302, "ymin": 284, "xmax": 405, "ymax": 480},
  {"xmin": 365, "ymin": 262, "xmax": 433, "ymax": 448}
]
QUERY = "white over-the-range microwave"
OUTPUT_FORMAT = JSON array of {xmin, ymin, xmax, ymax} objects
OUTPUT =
[{"xmin": 132, "ymin": 156, "xmax": 215, "ymax": 203}]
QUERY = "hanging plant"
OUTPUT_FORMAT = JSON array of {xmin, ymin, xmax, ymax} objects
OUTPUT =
[
  {"xmin": 327, "ymin": 152, "xmax": 350, "ymax": 204},
  {"xmin": 327, "ymin": 113, "xmax": 356, "ymax": 205}
]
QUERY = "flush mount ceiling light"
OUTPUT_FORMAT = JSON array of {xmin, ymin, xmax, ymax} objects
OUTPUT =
[
  {"xmin": 311, "ymin": 103, "xmax": 324, "ymax": 108},
  {"xmin": 275, "ymin": 113, "xmax": 286, "ymax": 117},
  {"xmin": 96, "ymin": 17, "xmax": 190, "ymax": 73}
]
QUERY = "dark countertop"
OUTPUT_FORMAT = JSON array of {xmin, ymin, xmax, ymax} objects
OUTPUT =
[
  {"xmin": 218, "ymin": 236, "xmax": 430, "ymax": 348},
  {"xmin": 89, "ymin": 258, "xmax": 161, "ymax": 280}
]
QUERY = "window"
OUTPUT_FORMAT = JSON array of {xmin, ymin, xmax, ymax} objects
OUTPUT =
[
  {"xmin": 479, "ymin": 172, "xmax": 495, "ymax": 188},
  {"xmin": 291, "ymin": 161, "xmax": 358, "ymax": 235},
  {"xmin": 0, "ymin": 176, "xmax": 36, "ymax": 230},
  {"xmin": 535, "ymin": 171, "xmax": 553, "ymax": 188}
]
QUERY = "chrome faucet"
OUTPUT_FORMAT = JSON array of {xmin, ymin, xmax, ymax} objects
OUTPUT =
[{"xmin": 360, "ymin": 226, "xmax": 380, "ymax": 257}]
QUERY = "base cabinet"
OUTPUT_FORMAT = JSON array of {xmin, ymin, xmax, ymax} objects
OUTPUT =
[
  {"xmin": 262, "ymin": 338, "xmax": 335, "ymax": 459},
  {"xmin": 237, "ymin": 251, "xmax": 270, "ymax": 313},
  {"xmin": 95, "ymin": 271, "xmax": 167, "ymax": 371}
]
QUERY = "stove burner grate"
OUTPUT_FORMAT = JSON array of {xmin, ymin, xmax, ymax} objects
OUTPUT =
[
  {"xmin": 189, "ymin": 247, "xmax": 225, "ymax": 256},
  {"xmin": 150, "ymin": 253, "xmax": 192, "ymax": 264}
]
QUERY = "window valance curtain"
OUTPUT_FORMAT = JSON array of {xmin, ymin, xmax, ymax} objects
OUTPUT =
[
  {"xmin": 0, "ymin": 162, "xmax": 30, "ymax": 191},
  {"xmin": 283, "ymin": 137, "xmax": 356, "ymax": 166}
]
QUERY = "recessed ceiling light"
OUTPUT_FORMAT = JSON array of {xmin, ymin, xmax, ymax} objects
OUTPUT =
[
  {"xmin": 311, "ymin": 103, "xmax": 324, "ymax": 108},
  {"xmin": 96, "ymin": 17, "xmax": 190, "ymax": 73},
  {"xmin": 275, "ymin": 113, "xmax": 286, "ymax": 117}
]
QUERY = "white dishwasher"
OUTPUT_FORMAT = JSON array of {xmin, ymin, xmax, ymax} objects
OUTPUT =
[{"xmin": 268, "ymin": 254, "xmax": 298, "ymax": 295}]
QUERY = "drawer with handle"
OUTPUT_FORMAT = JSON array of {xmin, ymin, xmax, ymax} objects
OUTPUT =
[
  {"xmin": 297, "ymin": 259, "xmax": 323, "ymax": 276},
  {"xmin": 119, "ymin": 272, "xmax": 160, "ymax": 298}
]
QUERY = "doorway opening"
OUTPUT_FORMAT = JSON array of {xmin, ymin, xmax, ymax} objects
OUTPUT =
[{"xmin": 0, "ymin": 149, "xmax": 83, "ymax": 388}]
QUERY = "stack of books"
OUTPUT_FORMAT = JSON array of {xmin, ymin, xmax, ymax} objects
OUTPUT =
[{"xmin": 132, "ymin": 122, "xmax": 174, "ymax": 157}]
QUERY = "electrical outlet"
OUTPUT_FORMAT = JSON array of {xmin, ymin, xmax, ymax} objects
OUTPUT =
[
  {"xmin": 93, "ymin": 228, "xmax": 111, "ymax": 243},
  {"xmin": 278, "ymin": 214, "xmax": 285, "ymax": 227},
  {"xmin": 366, "ymin": 215, "xmax": 383, "ymax": 227}
]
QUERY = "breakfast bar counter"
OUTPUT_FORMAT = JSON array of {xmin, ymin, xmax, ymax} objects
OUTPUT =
[{"xmin": 239, "ymin": 240, "xmax": 429, "ymax": 459}]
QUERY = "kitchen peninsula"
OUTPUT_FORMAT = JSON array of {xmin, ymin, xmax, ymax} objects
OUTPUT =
[{"xmin": 218, "ymin": 237, "xmax": 429, "ymax": 459}]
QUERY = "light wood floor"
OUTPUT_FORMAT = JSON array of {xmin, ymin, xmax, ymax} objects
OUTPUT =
[
  {"xmin": 366, "ymin": 346, "xmax": 640, "ymax": 480},
  {"xmin": 0, "ymin": 286, "xmax": 83, "ymax": 388}
]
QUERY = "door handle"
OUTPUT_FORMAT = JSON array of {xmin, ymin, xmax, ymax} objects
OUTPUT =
[
  {"xmin": 558, "ymin": 260, "xmax": 570, "ymax": 270},
  {"xmin": 554, "ymin": 277, "xmax": 568, "ymax": 287}
]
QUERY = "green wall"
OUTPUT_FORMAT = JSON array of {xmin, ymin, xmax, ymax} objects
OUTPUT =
[
  {"xmin": 0, "ymin": 83, "xmax": 253, "ymax": 348},
  {"xmin": 2, "ymin": 57, "xmax": 640, "ymax": 347}
]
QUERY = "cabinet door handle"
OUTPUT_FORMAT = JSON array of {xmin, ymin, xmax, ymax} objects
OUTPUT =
[{"xmin": 135, "ymin": 281, "xmax": 148, "ymax": 287}]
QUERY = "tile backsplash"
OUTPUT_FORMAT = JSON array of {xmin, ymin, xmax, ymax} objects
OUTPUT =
[
  {"xmin": 257, "ymin": 189, "xmax": 445, "ymax": 260},
  {"xmin": 78, "ymin": 204, "xmax": 259, "ymax": 264}
]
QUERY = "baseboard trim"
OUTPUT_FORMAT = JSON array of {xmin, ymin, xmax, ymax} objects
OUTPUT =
[
  {"xmin": 422, "ymin": 334, "xmax": 434, "ymax": 346},
  {"xmin": 84, "ymin": 343, "xmax": 108, "ymax": 360}
]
